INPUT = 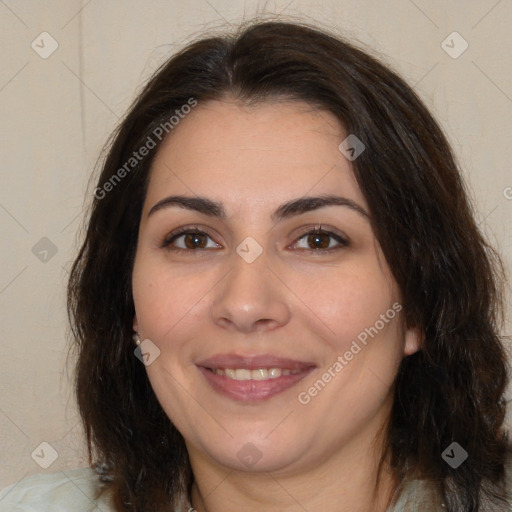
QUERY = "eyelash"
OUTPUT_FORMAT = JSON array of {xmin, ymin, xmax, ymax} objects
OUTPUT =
[{"xmin": 160, "ymin": 225, "xmax": 349, "ymax": 254}]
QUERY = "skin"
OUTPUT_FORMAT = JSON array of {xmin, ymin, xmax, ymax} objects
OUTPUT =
[{"xmin": 132, "ymin": 99, "xmax": 422, "ymax": 512}]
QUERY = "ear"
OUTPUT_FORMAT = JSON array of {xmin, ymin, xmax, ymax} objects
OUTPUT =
[
  {"xmin": 404, "ymin": 326, "xmax": 424, "ymax": 356},
  {"xmin": 133, "ymin": 314, "xmax": 138, "ymax": 333}
]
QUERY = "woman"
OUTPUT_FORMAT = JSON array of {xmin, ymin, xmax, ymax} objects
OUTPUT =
[{"xmin": 1, "ymin": 19, "xmax": 510, "ymax": 512}]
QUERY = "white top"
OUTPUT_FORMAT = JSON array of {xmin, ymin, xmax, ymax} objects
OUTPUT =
[
  {"xmin": 0, "ymin": 468, "xmax": 186, "ymax": 512},
  {"xmin": 0, "ymin": 466, "xmax": 510, "ymax": 511},
  {"xmin": 0, "ymin": 468, "xmax": 113, "ymax": 512}
]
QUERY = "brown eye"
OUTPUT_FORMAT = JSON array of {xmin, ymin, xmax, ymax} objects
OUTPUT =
[
  {"xmin": 162, "ymin": 229, "xmax": 220, "ymax": 251},
  {"xmin": 182, "ymin": 233, "xmax": 208, "ymax": 249},
  {"xmin": 293, "ymin": 228, "xmax": 349, "ymax": 253},
  {"xmin": 307, "ymin": 232, "xmax": 331, "ymax": 249}
]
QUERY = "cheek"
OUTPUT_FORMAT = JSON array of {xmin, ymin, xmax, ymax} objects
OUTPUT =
[
  {"xmin": 132, "ymin": 257, "xmax": 213, "ymax": 341},
  {"xmin": 292, "ymin": 262, "xmax": 397, "ymax": 352},
  {"xmin": 132, "ymin": 261, "xmax": 210, "ymax": 423}
]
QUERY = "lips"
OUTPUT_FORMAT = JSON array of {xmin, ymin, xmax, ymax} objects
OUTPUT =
[{"xmin": 197, "ymin": 354, "xmax": 315, "ymax": 402}]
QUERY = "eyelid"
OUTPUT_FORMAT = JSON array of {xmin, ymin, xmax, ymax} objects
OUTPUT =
[
  {"xmin": 160, "ymin": 224, "xmax": 350, "ymax": 253},
  {"xmin": 287, "ymin": 224, "xmax": 350, "ymax": 252},
  {"xmin": 160, "ymin": 225, "xmax": 221, "ymax": 250}
]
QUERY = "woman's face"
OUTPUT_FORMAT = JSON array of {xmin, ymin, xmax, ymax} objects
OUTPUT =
[{"xmin": 132, "ymin": 99, "xmax": 420, "ymax": 475}]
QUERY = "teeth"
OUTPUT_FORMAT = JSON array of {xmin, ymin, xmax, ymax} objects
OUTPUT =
[
  {"xmin": 235, "ymin": 369, "xmax": 251, "ymax": 380},
  {"xmin": 252, "ymin": 368, "xmax": 268, "ymax": 380},
  {"xmin": 212, "ymin": 368, "xmax": 302, "ymax": 380},
  {"xmin": 268, "ymin": 368, "xmax": 282, "ymax": 378}
]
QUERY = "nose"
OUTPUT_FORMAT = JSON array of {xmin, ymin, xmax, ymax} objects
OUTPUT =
[{"xmin": 210, "ymin": 251, "xmax": 292, "ymax": 334}]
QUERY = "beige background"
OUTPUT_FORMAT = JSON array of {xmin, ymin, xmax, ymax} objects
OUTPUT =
[{"xmin": 1, "ymin": 0, "xmax": 511, "ymax": 490}]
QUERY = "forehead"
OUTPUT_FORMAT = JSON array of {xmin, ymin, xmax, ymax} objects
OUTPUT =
[{"xmin": 144, "ymin": 99, "xmax": 367, "ymax": 214}]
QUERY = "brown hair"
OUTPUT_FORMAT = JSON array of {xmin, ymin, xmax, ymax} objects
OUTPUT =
[{"xmin": 68, "ymin": 20, "xmax": 511, "ymax": 511}]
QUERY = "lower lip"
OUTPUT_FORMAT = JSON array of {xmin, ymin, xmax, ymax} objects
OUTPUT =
[{"xmin": 198, "ymin": 366, "xmax": 314, "ymax": 402}]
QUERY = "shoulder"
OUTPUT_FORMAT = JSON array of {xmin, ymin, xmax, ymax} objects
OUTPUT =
[
  {"xmin": 0, "ymin": 467, "xmax": 113, "ymax": 511},
  {"xmin": 389, "ymin": 449, "xmax": 512, "ymax": 512}
]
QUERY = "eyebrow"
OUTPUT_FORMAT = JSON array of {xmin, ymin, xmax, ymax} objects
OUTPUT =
[{"xmin": 147, "ymin": 194, "xmax": 369, "ymax": 221}]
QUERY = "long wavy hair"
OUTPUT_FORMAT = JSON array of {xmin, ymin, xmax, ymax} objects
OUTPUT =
[{"xmin": 67, "ymin": 19, "xmax": 511, "ymax": 511}]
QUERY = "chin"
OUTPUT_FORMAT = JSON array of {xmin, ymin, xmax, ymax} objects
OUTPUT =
[{"xmin": 197, "ymin": 431, "xmax": 310, "ymax": 474}]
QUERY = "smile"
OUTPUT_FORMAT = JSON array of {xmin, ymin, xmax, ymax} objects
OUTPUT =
[
  {"xmin": 197, "ymin": 354, "xmax": 315, "ymax": 402},
  {"xmin": 208, "ymin": 368, "xmax": 303, "ymax": 380}
]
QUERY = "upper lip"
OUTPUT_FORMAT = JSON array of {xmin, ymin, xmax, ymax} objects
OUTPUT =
[{"xmin": 197, "ymin": 354, "xmax": 316, "ymax": 370}]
